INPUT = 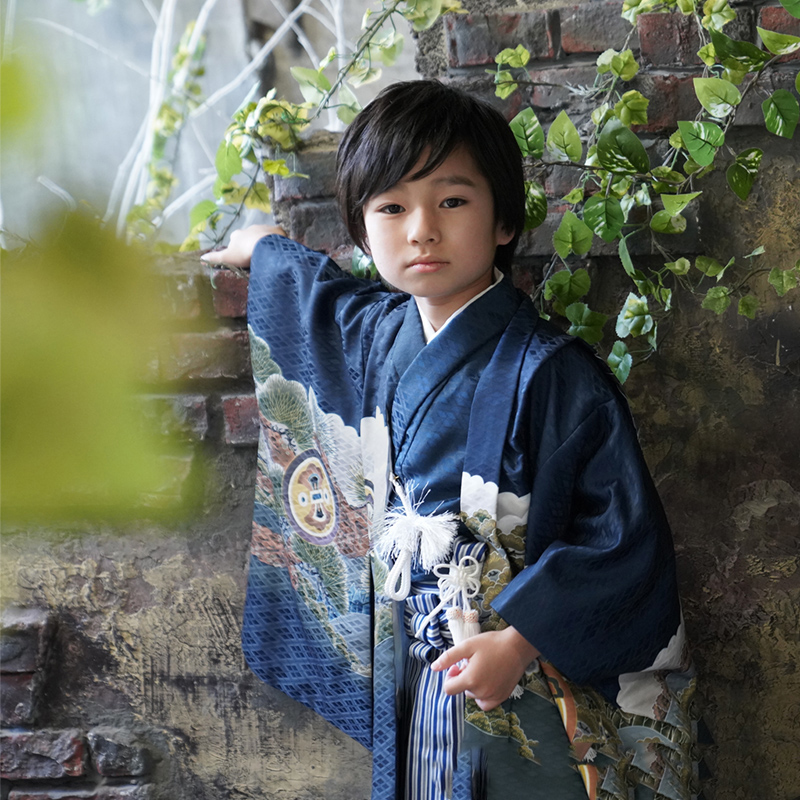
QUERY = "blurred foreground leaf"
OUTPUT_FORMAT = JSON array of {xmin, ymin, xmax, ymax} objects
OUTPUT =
[{"xmin": 1, "ymin": 214, "xmax": 181, "ymax": 524}]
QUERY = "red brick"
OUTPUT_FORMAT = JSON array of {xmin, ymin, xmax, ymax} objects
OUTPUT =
[
  {"xmin": 638, "ymin": 12, "xmax": 703, "ymax": 67},
  {"xmin": 1, "ymin": 607, "xmax": 56, "ymax": 673},
  {"xmin": 559, "ymin": 2, "xmax": 639, "ymax": 54},
  {"xmin": 87, "ymin": 728, "xmax": 153, "ymax": 777},
  {"xmin": 0, "ymin": 730, "xmax": 85, "ymax": 779},
  {"xmin": 631, "ymin": 72, "xmax": 700, "ymax": 132},
  {"xmin": 221, "ymin": 393, "xmax": 259, "ymax": 446},
  {"xmin": 731, "ymin": 68, "xmax": 800, "ymax": 125},
  {"xmin": 138, "ymin": 452, "xmax": 196, "ymax": 509},
  {"xmin": 211, "ymin": 267, "xmax": 249, "ymax": 318},
  {"xmin": 9, "ymin": 788, "xmax": 153, "ymax": 800},
  {"xmin": 0, "ymin": 672, "xmax": 38, "ymax": 725},
  {"xmin": 445, "ymin": 11, "xmax": 555, "ymax": 67},
  {"xmin": 758, "ymin": 6, "xmax": 800, "ymax": 62},
  {"xmin": 272, "ymin": 133, "xmax": 339, "ymax": 203},
  {"xmin": 286, "ymin": 200, "xmax": 352, "ymax": 259},
  {"xmin": 528, "ymin": 64, "xmax": 599, "ymax": 109},
  {"xmin": 544, "ymin": 164, "xmax": 584, "ymax": 200},
  {"xmin": 155, "ymin": 267, "xmax": 203, "ymax": 320},
  {"xmin": 140, "ymin": 394, "xmax": 209, "ymax": 440},
  {"xmin": 155, "ymin": 330, "xmax": 251, "ymax": 382}
]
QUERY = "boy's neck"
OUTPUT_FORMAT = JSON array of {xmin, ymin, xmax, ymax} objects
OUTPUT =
[{"xmin": 415, "ymin": 267, "xmax": 503, "ymax": 339}]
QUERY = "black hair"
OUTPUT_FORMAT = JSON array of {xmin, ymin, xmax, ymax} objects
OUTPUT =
[{"xmin": 336, "ymin": 80, "xmax": 525, "ymax": 271}]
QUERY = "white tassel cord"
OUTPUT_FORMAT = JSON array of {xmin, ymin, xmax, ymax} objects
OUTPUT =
[
  {"xmin": 377, "ymin": 476, "xmax": 459, "ymax": 601},
  {"xmin": 418, "ymin": 555, "xmax": 482, "ymax": 644}
]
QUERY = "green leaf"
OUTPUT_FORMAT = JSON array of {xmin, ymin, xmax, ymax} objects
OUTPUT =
[
  {"xmin": 662, "ymin": 192, "xmax": 701, "ymax": 215},
  {"xmin": 614, "ymin": 90, "xmax": 649, "ymax": 127},
  {"xmin": 709, "ymin": 28, "xmax": 772, "ymax": 71},
  {"xmin": 738, "ymin": 295, "xmax": 758, "ymax": 319},
  {"xmin": 669, "ymin": 129, "xmax": 684, "ymax": 150},
  {"xmin": 780, "ymin": 0, "xmax": 800, "ymax": 18},
  {"xmin": 616, "ymin": 293, "xmax": 654, "ymax": 337},
  {"xmin": 726, "ymin": 147, "xmax": 763, "ymax": 201},
  {"xmin": 702, "ymin": 0, "xmax": 736, "ymax": 30},
  {"xmin": 607, "ymin": 340, "xmax": 633, "ymax": 383},
  {"xmin": 189, "ymin": 199, "xmax": 217, "ymax": 228},
  {"xmin": 758, "ymin": 27, "xmax": 800, "ymax": 55},
  {"xmin": 215, "ymin": 140, "xmax": 242, "ymax": 183},
  {"xmin": 701, "ymin": 285, "xmax": 732, "ymax": 313},
  {"xmin": 243, "ymin": 182, "xmax": 272, "ymax": 213},
  {"xmin": 553, "ymin": 212, "xmax": 593, "ymax": 258},
  {"xmin": 695, "ymin": 255, "xmax": 731, "ymax": 278},
  {"xmin": 547, "ymin": 111, "xmax": 583, "ymax": 162},
  {"xmin": 665, "ymin": 257, "xmax": 691, "ymax": 275},
  {"xmin": 596, "ymin": 48, "xmax": 616, "ymax": 74},
  {"xmin": 496, "ymin": 45, "xmax": 530, "ymax": 68},
  {"xmin": 566, "ymin": 302, "xmax": 608, "ymax": 344},
  {"xmin": 562, "ymin": 187, "xmax": 585, "ymax": 204},
  {"xmin": 598, "ymin": 49, "xmax": 639, "ymax": 80},
  {"xmin": 677, "ymin": 0, "xmax": 696, "ymax": 13},
  {"xmin": 583, "ymin": 196, "xmax": 624, "ymax": 242},
  {"xmin": 768, "ymin": 265, "xmax": 799, "ymax": 295},
  {"xmin": 290, "ymin": 66, "xmax": 331, "ymax": 104},
  {"xmin": 619, "ymin": 236, "xmax": 636, "ymax": 277},
  {"xmin": 693, "ymin": 77, "xmax": 742, "ymax": 117},
  {"xmin": 494, "ymin": 69, "xmax": 518, "ymax": 99},
  {"xmin": 592, "ymin": 102, "xmax": 613, "ymax": 128},
  {"xmin": 744, "ymin": 245, "xmax": 766, "ymax": 258},
  {"xmin": 697, "ymin": 43, "xmax": 717, "ymax": 66},
  {"xmin": 597, "ymin": 118, "xmax": 650, "ymax": 173},
  {"xmin": 544, "ymin": 268, "xmax": 591, "ymax": 308},
  {"xmin": 677, "ymin": 120, "xmax": 725, "ymax": 166},
  {"xmin": 762, "ymin": 90, "xmax": 800, "ymax": 138},
  {"xmin": 650, "ymin": 210, "xmax": 687, "ymax": 234},
  {"xmin": 401, "ymin": 0, "xmax": 445, "ymax": 31},
  {"xmin": 659, "ymin": 287, "xmax": 673, "ymax": 311},
  {"xmin": 336, "ymin": 83, "xmax": 361, "ymax": 125},
  {"xmin": 651, "ymin": 165, "xmax": 686, "ymax": 193},
  {"xmin": 510, "ymin": 108, "xmax": 545, "ymax": 158},
  {"xmin": 351, "ymin": 246, "xmax": 377, "ymax": 279},
  {"xmin": 523, "ymin": 181, "xmax": 547, "ymax": 231}
]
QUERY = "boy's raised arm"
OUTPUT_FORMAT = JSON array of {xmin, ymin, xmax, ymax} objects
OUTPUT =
[{"xmin": 201, "ymin": 224, "xmax": 286, "ymax": 268}]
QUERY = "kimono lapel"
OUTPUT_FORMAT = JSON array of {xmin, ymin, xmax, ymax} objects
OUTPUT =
[{"xmin": 388, "ymin": 279, "xmax": 524, "ymax": 489}]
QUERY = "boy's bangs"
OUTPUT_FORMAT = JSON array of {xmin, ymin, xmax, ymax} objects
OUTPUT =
[{"xmin": 356, "ymin": 130, "xmax": 463, "ymax": 209}]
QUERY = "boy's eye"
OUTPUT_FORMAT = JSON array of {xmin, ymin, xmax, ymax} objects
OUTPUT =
[
  {"xmin": 442, "ymin": 197, "xmax": 465, "ymax": 209},
  {"xmin": 379, "ymin": 204, "xmax": 404, "ymax": 214}
]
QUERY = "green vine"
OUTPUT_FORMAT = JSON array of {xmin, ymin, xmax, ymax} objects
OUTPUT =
[{"xmin": 187, "ymin": 0, "xmax": 798, "ymax": 382}]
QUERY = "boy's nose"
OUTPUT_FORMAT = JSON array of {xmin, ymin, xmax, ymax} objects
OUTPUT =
[{"xmin": 408, "ymin": 209, "xmax": 440, "ymax": 244}]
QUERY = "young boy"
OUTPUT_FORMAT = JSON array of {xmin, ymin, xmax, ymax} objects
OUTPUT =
[{"xmin": 203, "ymin": 81, "xmax": 696, "ymax": 800}]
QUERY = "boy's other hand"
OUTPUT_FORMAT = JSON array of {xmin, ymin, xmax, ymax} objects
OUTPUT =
[
  {"xmin": 200, "ymin": 225, "xmax": 286, "ymax": 268},
  {"xmin": 431, "ymin": 626, "xmax": 540, "ymax": 711}
]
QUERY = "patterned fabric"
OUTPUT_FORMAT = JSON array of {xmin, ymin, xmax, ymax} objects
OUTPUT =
[{"xmin": 242, "ymin": 235, "xmax": 698, "ymax": 800}]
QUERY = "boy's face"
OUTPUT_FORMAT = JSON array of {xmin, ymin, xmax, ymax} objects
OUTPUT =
[{"xmin": 362, "ymin": 146, "xmax": 513, "ymax": 328}]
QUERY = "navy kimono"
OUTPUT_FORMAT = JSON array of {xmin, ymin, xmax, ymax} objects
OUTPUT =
[{"xmin": 241, "ymin": 235, "xmax": 697, "ymax": 800}]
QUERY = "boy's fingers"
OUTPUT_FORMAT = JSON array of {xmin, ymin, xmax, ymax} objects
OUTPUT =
[
  {"xmin": 200, "ymin": 248, "xmax": 227, "ymax": 264},
  {"xmin": 431, "ymin": 643, "xmax": 472, "ymax": 671}
]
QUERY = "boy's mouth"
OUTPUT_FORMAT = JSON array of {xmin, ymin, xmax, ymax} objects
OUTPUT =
[{"xmin": 408, "ymin": 259, "xmax": 448, "ymax": 272}]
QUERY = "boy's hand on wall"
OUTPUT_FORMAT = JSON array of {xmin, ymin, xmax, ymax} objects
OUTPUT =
[
  {"xmin": 201, "ymin": 225, "xmax": 286, "ymax": 268},
  {"xmin": 431, "ymin": 626, "xmax": 540, "ymax": 711}
]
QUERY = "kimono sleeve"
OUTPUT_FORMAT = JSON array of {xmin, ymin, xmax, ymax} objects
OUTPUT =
[
  {"xmin": 247, "ymin": 234, "xmax": 401, "ymax": 425},
  {"xmin": 491, "ymin": 343, "xmax": 681, "ymax": 691}
]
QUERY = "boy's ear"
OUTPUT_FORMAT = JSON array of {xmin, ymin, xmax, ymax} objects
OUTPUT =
[{"xmin": 495, "ymin": 222, "xmax": 514, "ymax": 247}]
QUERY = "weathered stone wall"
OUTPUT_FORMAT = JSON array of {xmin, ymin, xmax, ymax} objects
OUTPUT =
[{"xmin": 2, "ymin": 2, "xmax": 799, "ymax": 799}]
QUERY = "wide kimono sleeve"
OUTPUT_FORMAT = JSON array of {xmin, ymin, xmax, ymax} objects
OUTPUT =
[
  {"xmin": 242, "ymin": 235, "xmax": 404, "ymax": 749},
  {"xmin": 247, "ymin": 233, "xmax": 404, "ymax": 420},
  {"xmin": 491, "ymin": 340, "xmax": 681, "ymax": 696}
]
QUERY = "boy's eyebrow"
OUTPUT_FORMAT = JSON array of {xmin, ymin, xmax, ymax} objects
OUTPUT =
[{"xmin": 428, "ymin": 173, "xmax": 478, "ymax": 188}]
